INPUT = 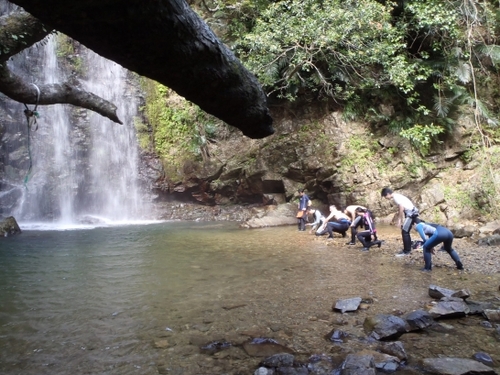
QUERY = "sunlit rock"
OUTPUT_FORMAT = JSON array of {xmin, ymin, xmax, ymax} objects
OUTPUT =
[
  {"xmin": 429, "ymin": 285, "xmax": 456, "ymax": 299},
  {"xmin": 428, "ymin": 299, "xmax": 470, "ymax": 319},
  {"xmin": 422, "ymin": 357, "xmax": 497, "ymax": 375},
  {"xmin": 333, "ymin": 297, "xmax": 362, "ymax": 313}
]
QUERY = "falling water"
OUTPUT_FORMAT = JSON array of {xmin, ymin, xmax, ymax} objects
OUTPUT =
[{"xmin": 2, "ymin": 28, "xmax": 151, "ymax": 226}]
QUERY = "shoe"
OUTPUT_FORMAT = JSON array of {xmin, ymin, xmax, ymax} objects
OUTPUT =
[
  {"xmin": 457, "ymin": 262, "xmax": 464, "ymax": 270},
  {"xmin": 361, "ymin": 247, "xmax": 369, "ymax": 252},
  {"xmin": 326, "ymin": 237, "xmax": 334, "ymax": 241},
  {"xmin": 346, "ymin": 241, "xmax": 355, "ymax": 245},
  {"xmin": 395, "ymin": 251, "xmax": 410, "ymax": 257},
  {"xmin": 420, "ymin": 267, "xmax": 432, "ymax": 272}
]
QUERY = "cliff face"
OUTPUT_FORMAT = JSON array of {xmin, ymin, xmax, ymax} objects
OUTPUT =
[{"xmin": 146, "ymin": 99, "xmax": 500, "ymax": 228}]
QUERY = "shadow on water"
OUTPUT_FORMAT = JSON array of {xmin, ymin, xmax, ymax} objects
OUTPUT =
[{"xmin": 0, "ymin": 222, "xmax": 499, "ymax": 374}]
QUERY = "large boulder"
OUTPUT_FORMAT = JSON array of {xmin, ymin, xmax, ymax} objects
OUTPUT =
[{"xmin": 0, "ymin": 216, "xmax": 21, "ymax": 237}]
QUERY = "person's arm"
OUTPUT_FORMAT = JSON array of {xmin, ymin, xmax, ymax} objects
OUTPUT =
[
  {"xmin": 397, "ymin": 204, "xmax": 404, "ymax": 227},
  {"xmin": 415, "ymin": 223, "xmax": 427, "ymax": 241}
]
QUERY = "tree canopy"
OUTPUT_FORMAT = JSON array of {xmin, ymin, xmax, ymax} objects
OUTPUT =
[{"xmin": 1, "ymin": 0, "xmax": 274, "ymax": 138}]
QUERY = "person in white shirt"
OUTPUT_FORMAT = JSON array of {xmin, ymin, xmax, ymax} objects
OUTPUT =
[{"xmin": 381, "ymin": 187, "xmax": 419, "ymax": 256}]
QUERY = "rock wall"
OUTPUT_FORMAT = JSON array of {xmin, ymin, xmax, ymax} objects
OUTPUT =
[{"xmin": 148, "ymin": 100, "xmax": 500, "ymax": 232}]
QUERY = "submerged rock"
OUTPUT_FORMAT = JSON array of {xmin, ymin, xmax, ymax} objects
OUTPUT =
[{"xmin": 242, "ymin": 337, "xmax": 294, "ymax": 357}]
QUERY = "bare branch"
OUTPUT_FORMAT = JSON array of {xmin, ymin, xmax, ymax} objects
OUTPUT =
[{"xmin": 0, "ymin": 62, "xmax": 122, "ymax": 123}]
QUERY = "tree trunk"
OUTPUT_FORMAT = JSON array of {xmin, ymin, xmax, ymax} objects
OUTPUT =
[{"xmin": 9, "ymin": 0, "xmax": 274, "ymax": 139}]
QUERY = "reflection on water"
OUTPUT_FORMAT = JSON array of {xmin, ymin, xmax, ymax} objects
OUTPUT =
[{"xmin": 0, "ymin": 222, "xmax": 499, "ymax": 374}]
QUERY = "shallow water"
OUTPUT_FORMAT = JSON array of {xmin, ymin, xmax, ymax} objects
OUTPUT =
[{"xmin": 0, "ymin": 222, "xmax": 499, "ymax": 374}]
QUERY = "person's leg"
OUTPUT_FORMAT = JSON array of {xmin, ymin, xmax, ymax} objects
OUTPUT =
[
  {"xmin": 356, "ymin": 230, "xmax": 370, "ymax": 249},
  {"xmin": 421, "ymin": 231, "xmax": 441, "ymax": 271},
  {"xmin": 401, "ymin": 216, "xmax": 413, "ymax": 253},
  {"xmin": 347, "ymin": 227, "xmax": 357, "ymax": 244},
  {"xmin": 440, "ymin": 228, "xmax": 463, "ymax": 269}
]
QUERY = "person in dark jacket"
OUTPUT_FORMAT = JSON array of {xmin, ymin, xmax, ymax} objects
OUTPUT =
[
  {"xmin": 297, "ymin": 189, "xmax": 311, "ymax": 231},
  {"xmin": 414, "ymin": 220, "xmax": 464, "ymax": 272}
]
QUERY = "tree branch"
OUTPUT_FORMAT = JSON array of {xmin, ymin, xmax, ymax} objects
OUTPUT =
[{"xmin": 0, "ymin": 63, "xmax": 122, "ymax": 123}]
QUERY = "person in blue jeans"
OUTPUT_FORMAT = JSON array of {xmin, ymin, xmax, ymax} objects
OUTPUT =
[
  {"xmin": 414, "ymin": 220, "xmax": 464, "ymax": 272},
  {"xmin": 316, "ymin": 205, "xmax": 351, "ymax": 239}
]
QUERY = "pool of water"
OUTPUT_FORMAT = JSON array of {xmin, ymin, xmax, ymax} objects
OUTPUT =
[{"xmin": 1, "ymin": 222, "xmax": 499, "ymax": 374}]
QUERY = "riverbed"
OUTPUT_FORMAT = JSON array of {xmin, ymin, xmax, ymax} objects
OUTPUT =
[{"xmin": 0, "ymin": 222, "xmax": 499, "ymax": 374}]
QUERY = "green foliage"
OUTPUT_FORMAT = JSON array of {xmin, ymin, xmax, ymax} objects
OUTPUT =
[{"xmin": 400, "ymin": 124, "xmax": 445, "ymax": 156}]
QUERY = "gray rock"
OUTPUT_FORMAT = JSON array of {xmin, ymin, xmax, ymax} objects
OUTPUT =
[
  {"xmin": 341, "ymin": 354, "xmax": 376, "ymax": 375},
  {"xmin": 483, "ymin": 309, "xmax": 500, "ymax": 323},
  {"xmin": 473, "ymin": 352, "xmax": 494, "ymax": 367},
  {"xmin": 334, "ymin": 297, "xmax": 362, "ymax": 313},
  {"xmin": 363, "ymin": 314, "xmax": 407, "ymax": 340},
  {"xmin": 428, "ymin": 300, "xmax": 470, "ymax": 319},
  {"xmin": 422, "ymin": 357, "xmax": 497, "ymax": 375},
  {"xmin": 405, "ymin": 310, "xmax": 434, "ymax": 331},
  {"xmin": 477, "ymin": 235, "xmax": 500, "ymax": 246},
  {"xmin": 259, "ymin": 353, "xmax": 295, "ymax": 368},
  {"xmin": 466, "ymin": 300, "xmax": 495, "ymax": 315},
  {"xmin": 378, "ymin": 341, "xmax": 407, "ymax": 361},
  {"xmin": 429, "ymin": 285, "xmax": 456, "ymax": 299}
]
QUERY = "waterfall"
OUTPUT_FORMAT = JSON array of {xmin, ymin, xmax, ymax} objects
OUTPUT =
[{"xmin": 0, "ymin": 9, "xmax": 153, "ymax": 227}]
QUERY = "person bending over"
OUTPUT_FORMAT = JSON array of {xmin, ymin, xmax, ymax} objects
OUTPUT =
[
  {"xmin": 381, "ymin": 187, "xmax": 419, "ymax": 256},
  {"xmin": 354, "ymin": 207, "xmax": 382, "ymax": 251},
  {"xmin": 344, "ymin": 204, "xmax": 367, "ymax": 245},
  {"xmin": 316, "ymin": 205, "xmax": 351, "ymax": 239},
  {"xmin": 414, "ymin": 220, "xmax": 464, "ymax": 272},
  {"xmin": 306, "ymin": 207, "xmax": 325, "ymax": 234}
]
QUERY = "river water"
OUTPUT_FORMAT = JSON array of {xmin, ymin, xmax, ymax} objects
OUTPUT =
[{"xmin": 1, "ymin": 222, "xmax": 499, "ymax": 374}]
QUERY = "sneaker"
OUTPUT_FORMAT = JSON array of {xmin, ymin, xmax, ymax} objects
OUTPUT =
[
  {"xmin": 346, "ymin": 241, "xmax": 355, "ymax": 245},
  {"xmin": 456, "ymin": 262, "xmax": 464, "ymax": 270},
  {"xmin": 420, "ymin": 267, "xmax": 432, "ymax": 272},
  {"xmin": 361, "ymin": 247, "xmax": 369, "ymax": 252},
  {"xmin": 395, "ymin": 251, "xmax": 410, "ymax": 257}
]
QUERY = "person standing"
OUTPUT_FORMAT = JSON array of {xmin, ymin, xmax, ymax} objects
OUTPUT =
[
  {"xmin": 297, "ymin": 189, "xmax": 311, "ymax": 231},
  {"xmin": 354, "ymin": 207, "xmax": 382, "ymax": 251},
  {"xmin": 381, "ymin": 187, "xmax": 419, "ymax": 256},
  {"xmin": 414, "ymin": 220, "xmax": 464, "ymax": 272},
  {"xmin": 344, "ymin": 204, "xmax": 367, "ymax": 245}
]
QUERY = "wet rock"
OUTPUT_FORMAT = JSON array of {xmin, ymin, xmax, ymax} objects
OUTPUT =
[
  {"xmin": 405, "ymin": 310, "xmax": 434, "ymax": 331},
  {"xmin": 429, "ymin": 285, "xmax": 456, "ymax": 299},
  {"xmin": 477, "ymin": 235, "xmax": 500, "ymax": 246},
  {"xmin": 466, "ymin": 300, "xmax": 495, "ymax": 315},
  {"xmin": 358, "ymin": 349, "xmax": 401, "ymax": 373},
  {"xmin": 307, "ymin": 354, "xmax": 336, "ymax": 374},
  {"xmin": 324, "ymin": 329, "xmax": 349, "ymax": 343},
  {"xmin": 378, "ymin": 341, "xmax": 407, "ymax": 361},
  {"xmin": 333, "ymin": 297, "xmax": 362, "ymax": 313},
  {"xmin": 422, "ymin": 357, "xmax": 497, "ymax": 375},
  {"xmin": 242, "ymin": 337, "xmax": 294, "ymax": 357},
  {"xmin": 259, "ymin": 353, "xmax": 295, "ymax": 368},
  {"xmin": 473, "ymin": 352, "xmax": 495, "ymax": 367},
  {"xmin": 428, "ymin": 300, "xmax": 470, "ymax": 319},
  {"xmin": 200, "ymin": 340, "xmax": 232, "ymax": 354},
  {"xmin": 451, "ymin": 289, "xmax": 470, "ymax": 300},
  {"xmin": 340, "ymin": 353, "xmax": 376, "ymax": 375},
  {"xmin": 363, "ymin": 314, "xmax": 407, "ymax": 340},
  {"xmin": 483, "ymin": 309, "xmax": 500, "ymax": 323},
  {"xmin": 254, "ymin": 367, "xmax": 273, "ymax": 375},
  {"xmin": 0, "ymin": 216, "xmax": 21, "ymax": 237}
]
